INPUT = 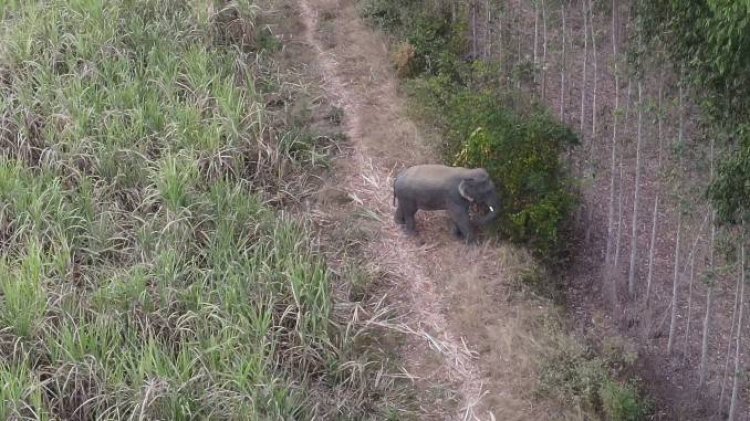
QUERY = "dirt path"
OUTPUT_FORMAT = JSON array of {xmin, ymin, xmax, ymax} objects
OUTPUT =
[
  {"xmin": 289, "ymin": 1, "xmax": 580, "ymax": 420},
  {"xmin": 296, "ymin": 0, "xmax": 490, "ymax": 418}
]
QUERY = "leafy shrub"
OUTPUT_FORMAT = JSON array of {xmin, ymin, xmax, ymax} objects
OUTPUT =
[
  {"xmin": 392, "ymin": 42, "xmax": 418, "ymax": 79},
  {"xmin": 601, "ymin": 379, "xmax": 652, "ymax": 421},
  {"xmin": 449, "ymin": 91, "xmax": 579, "ymax": 260},
  {"xmin": 537, "ymin": 333, "xmax": 651, "ymax": 420},
  {"xmin": 360, "ymin": 0, "xmax": 466, "ymax": 80},
  {"xmin": 708, "ymin": 130, "xmax": 750, "ymax": 225},
  {"xmin": 359, "ymin": 0, "xmax": 406, "ymax": 31},
  {"xmin": 538, "ymin": 346, "xmax": 607, "ymax": 413},
  {"xmin": 405, "ymin": 11, "xmax": 465, "ymax": 78}
]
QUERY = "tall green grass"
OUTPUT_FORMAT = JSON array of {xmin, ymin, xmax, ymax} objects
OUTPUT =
[{"xmin": 0, "ymin": 0, "xmax": 409, "ymax": 418}]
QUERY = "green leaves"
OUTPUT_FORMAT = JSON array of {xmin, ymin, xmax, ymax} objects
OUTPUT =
[
  {"xmin": 639, "ymin": 0, "xmax": 750, "ymax": 226},
  {"xmin": 451, "ymin": 91, "xmax": 579, "ymax": 260},
  {"xmin": 708, "ymin": 138, "xmax": 750, "ymax": 224}
]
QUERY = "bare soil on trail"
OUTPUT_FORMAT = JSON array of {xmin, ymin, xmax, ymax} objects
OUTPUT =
[{"xmin": 277, "ymin": 0, "xmax": 584, "ymax": 419}]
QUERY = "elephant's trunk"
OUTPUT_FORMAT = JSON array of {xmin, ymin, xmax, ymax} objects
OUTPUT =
[
  {"xmin": 392, "ymin": 179, "xmax": 396, "ymax": 206},
  {"xmin": 479, "ymin": 192, "xmax": 501, "ymax": 225}
]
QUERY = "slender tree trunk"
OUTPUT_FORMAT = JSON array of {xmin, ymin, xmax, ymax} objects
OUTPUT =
[
  {"xmin": 485, "ymin": 0, "xmax": 491, "ymax": 59},
  {"xmin": 533, "ymin": 0, "xmax": 539, "ymax": 88},
  {"xmin": 667, "ymin": 82, "xmax": 685, "ymax": 354},
  {"xmin": 645, "ymin": 196, "xmax": 659, "ymax": 307},
  {"xmin": 615, "ymin": 159, "xmax": 625, "ymax": 270},
  {"xmin": 497, "ymin": 2, "xmax": 502, "ymax": 62},
  {"xmin": 585, "ymin": 196, "xmax": 595, "ymax": 244},
  {"xmin": 580, "ymin": 0, "xmax": 588, "ymax": 135},
  {"xmin": 684, "ymin": 244, "xmax": 696, "ymax": 350},
  {"xmin": 588, "ymin": 0, "xmax": 597, "ymax": 139},
  {"xmin": 541, "ymin": 0, "xmax": 548, "ymax": 100},
  {"xmin": 684, "ymin": 215, "xmax": 709, "ymax": 351},
  {"xmin": 667, "ymin": 211, "xmax": 681, "ymax": 354},
  {"xmin": 614, "ymin": 80, "xmax": 632, "ymax": 272},
  {"xmin": 605, "ymin": 0, "xmax": 619, "ymax": 268},
  {"xmin": 719, "ymin": 259, "xmax": 742, "ymax": 413},
  {"xmin": 628, "ymin": 83, "xmax": 644, "ymax": 298},
  {"xmin": 560, "ymin": 3, "xmax": 566, "ymax": 122},
  {"xmin": 728, "ymin": 241, "xmax": 745, "ymax": 421},
  {"xmin": 516, "ymin": 15, "xmax": 522, "ymax": 90},
  {"xmin": 584, "ymin": 9, "xmax": 596, "ymax": 247},
  {"xmin": 624, "ymin": 80, "xmax": 632, "ymax": 126},
  {"xmin": 700, "ymin": 272, "xmax": 714, "ymax": 387},
  {"xmin": 699, "ymin": 136, "xmax": 716, "ymax": 389},
  {"xmin": 645, "ymin": 79, "xmax": 665, "ymax": 308},
  {"xmin": 471, "ymin": 1, "xmax": 478, "ymax": 59}
]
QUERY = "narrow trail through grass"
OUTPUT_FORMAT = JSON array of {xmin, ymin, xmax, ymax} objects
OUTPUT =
[
  {"xmin": 293, "ymin": 0, "xmax": 597, "ymax": 419},
  {"xmin": 295, "ymin": 0, "xmax": 486, "ymax": 416},
  {"xmin": 292, "ymin": 0, "xmax": 657, "ymax": 419}
]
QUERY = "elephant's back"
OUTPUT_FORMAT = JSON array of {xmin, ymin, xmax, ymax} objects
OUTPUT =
[
  {"xmin": 398, "ymin": 164, "xmax": 463, "ymax": 183},
  {"xmin": 394, "ymin": 165, "xmax": 460, "ymax": 211},
  {"xmin": 397, "ymin": 165, "xmax": 451, "ymax": 190}
]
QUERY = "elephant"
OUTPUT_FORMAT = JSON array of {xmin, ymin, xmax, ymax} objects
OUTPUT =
[{"xmin": 392, "ymin": 164, "xmax": 501, "ymax": 244}]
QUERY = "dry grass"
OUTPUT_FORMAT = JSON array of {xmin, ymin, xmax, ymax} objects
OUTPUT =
[{"xmin": 392, "ymin": 42, "xmax": 418, "ymax": 79}]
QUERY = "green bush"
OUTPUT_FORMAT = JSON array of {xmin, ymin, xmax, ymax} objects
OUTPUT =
[
  {"xmin": 537, "ymin": 337, "xmax": 651, "ymax": 420},
  {"xmin": 448, "ymin": 90, "xmax": 579, "ymax": 260},
  {"xmin": 359, "ymin": 0, "xmax": 467, "ymax": 81},
  {"xmin": 359, "ymin": 0, "xmax": 408, "ymax": 31},
  {"xmin": 601, "ymin": 379, "xmax": 652, "ymax": 421},
  {"xmin": 405, "ymin": 11, "xmax": 465, "ymax": 78}
]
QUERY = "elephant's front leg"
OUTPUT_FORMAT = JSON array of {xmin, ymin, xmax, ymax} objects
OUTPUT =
[
  {"xmin": 394, "ymin": 202, "xmax": 405, "ymax": 225},
  {"xmin": 448, "ymin": 205, "xmax": 474, "ymax": 244},
  {"xmin": 401, "ymin": 202, "xmax": 418, "ymax": 235},
  {"xmin": 452, "ymin": 223, "xmax": 463, "ymax": 238}
]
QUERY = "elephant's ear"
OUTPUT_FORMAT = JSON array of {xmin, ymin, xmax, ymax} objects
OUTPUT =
[{"xmin": 458, "ymin": 180, "xmax": 475, "ymax": 202}]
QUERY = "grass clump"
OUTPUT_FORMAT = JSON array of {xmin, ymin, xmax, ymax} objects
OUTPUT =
[
  {"xmin": 449, "ymin": 89, "xmax": 579, "ymax": 262},
  {"xmin": 536, "ymin": 323, "xmax": 652, "ymax": 420},
  {"xmin": 0, "ymin": 0, "xmax": 411, "ymax": 418}
]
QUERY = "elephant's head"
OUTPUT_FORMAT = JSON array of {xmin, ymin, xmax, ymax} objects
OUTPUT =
[{"xmin": 457, "ymin": 168, "xmax": 501, "ymax": 225}]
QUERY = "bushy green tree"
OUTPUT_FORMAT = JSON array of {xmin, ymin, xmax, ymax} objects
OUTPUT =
[
  {"xmin": 451, "ymin": 92, "xmax": 579, "ymax": 260},
  {"xmin": 638, "ymin": 0, "xmax": 750, "ymax": 225}
]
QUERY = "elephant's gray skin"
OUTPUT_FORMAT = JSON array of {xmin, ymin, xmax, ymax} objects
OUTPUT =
[{"xmin": 392, "ymin": 164, "xmax": 501, "ymax": 244}]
